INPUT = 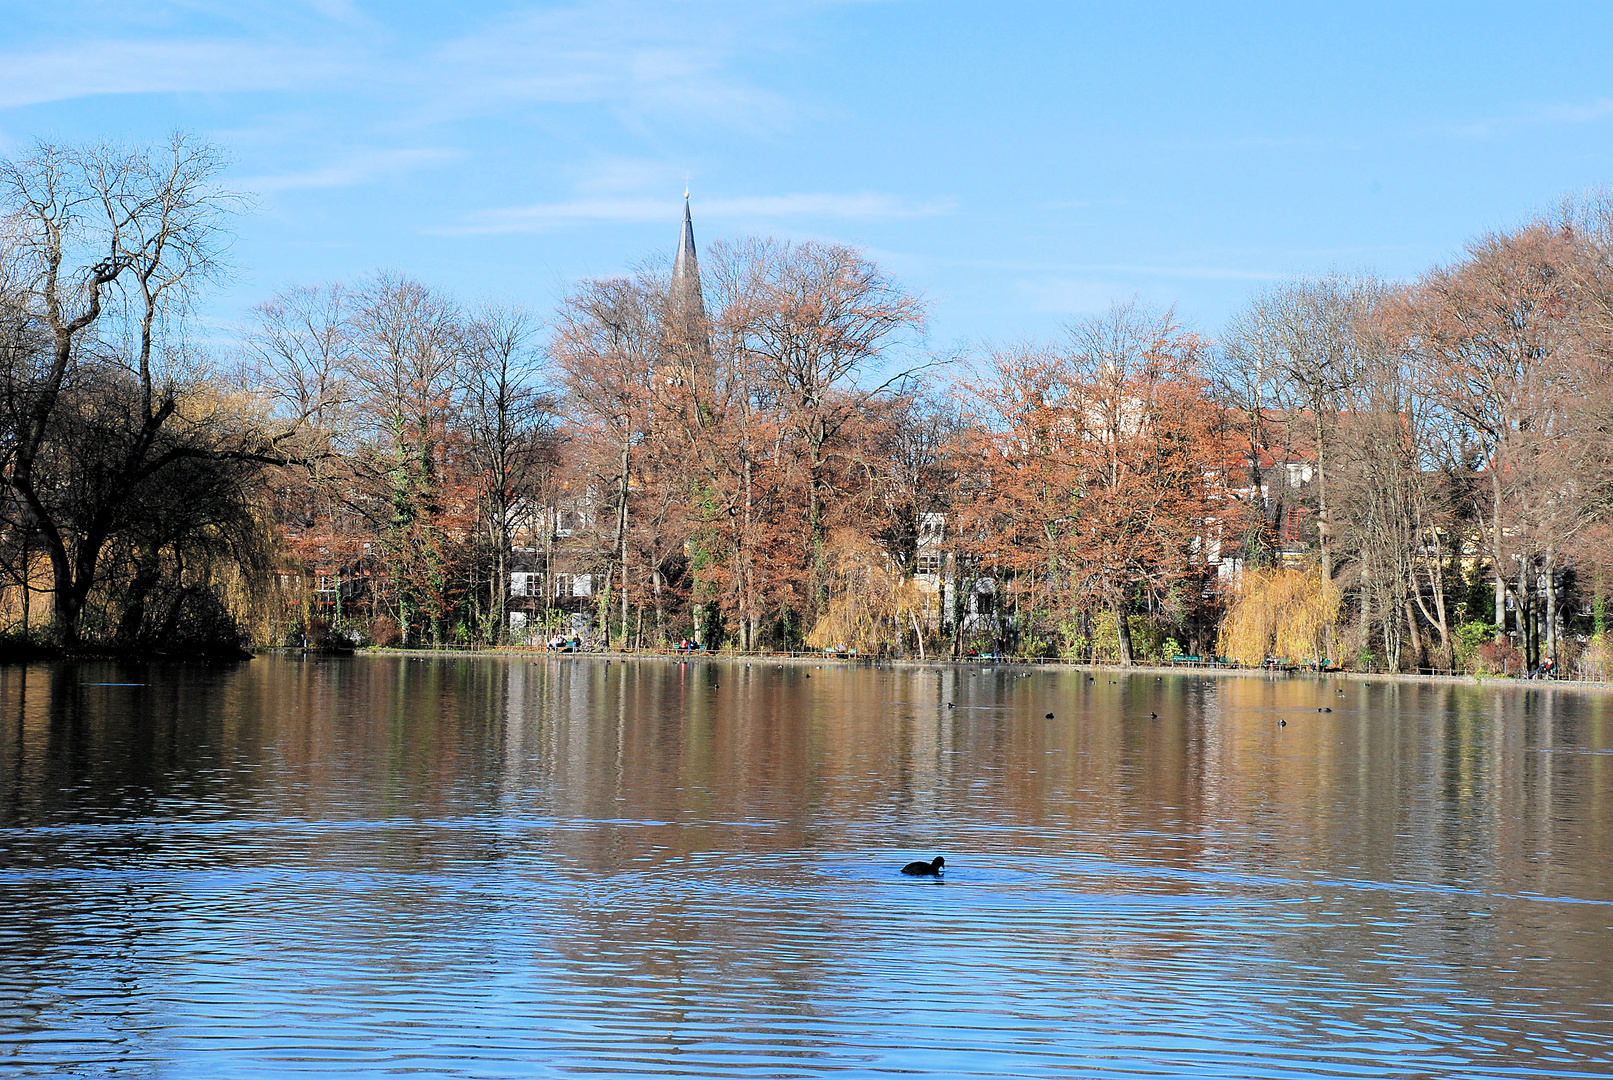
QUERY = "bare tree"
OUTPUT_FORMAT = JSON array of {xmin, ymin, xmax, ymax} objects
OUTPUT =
[
  {"xmin": 345, "ymin": 272, "xmax": 468, "ymax": 645},
  {"xmin": 460, "ymin": 302, "xmax": 555, "ymax": 641},
  {"xmin": 0, "ymin": 134, "xmax": 247, "ymax": 646},
  {"xmin": 1403, "ymin": 225, "xmax": 1578, "ymax": 668}
]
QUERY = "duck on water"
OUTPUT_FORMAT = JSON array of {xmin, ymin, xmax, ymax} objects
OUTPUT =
[{"xmin": 902, "ymin": 856, "xmax": 945, "ymax": 877}]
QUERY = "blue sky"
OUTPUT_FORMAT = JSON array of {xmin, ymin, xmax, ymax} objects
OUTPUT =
[{"xmin": 5, "ymin": 2, "xmax": 1613, "ymax": 351}]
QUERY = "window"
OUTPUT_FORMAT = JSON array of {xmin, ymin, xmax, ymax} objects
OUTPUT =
[{"xmin": 916, "ymin": 554, "xmax": 942, "ymax": 576}]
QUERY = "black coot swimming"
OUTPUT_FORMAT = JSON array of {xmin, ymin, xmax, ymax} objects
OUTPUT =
[{"xmin": 902, "ymin": 855, "xmax": 945, "ymax": 876}]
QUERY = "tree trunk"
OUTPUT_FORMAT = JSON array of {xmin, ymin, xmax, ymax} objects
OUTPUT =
[
  {"xmin": 18, "ymin": 531, "xmax": 28, "ymax": 635},
  {"xmin": 809, "ymin": 449, "xmax": 826, "ymax": 620},
  {"xmin": 1544, "ymin": 547, "xmax": 1557, "ymax": 666},
  {"xmin": 1430, "ymin": 536, "xmax": 1454, "ymax": 671},
  {"xmin": 1492, "ymin": 472, "xmax": 1507, "ymax": 636},
  {"xmin": 1314, "ymin": 412, "xmax": 1336, "ymax": 665},
  {"xmin": 1517, "ymin": 556, "xmax": 1534, "ymax": 670},
  {"xmin": 1404, "ymin": 594, "xmax": 1427, "ymax": 671},
  {"xmin": 117, "ymin": 547, "xmax": 164, "ymax": 644},
  {"xmin": 1115, "ymin": 600, "xmax": 1134, "ymax": 667},
  {"xmin": 652, "ymin": 567, "xmax": 665, "ymax": 647}
]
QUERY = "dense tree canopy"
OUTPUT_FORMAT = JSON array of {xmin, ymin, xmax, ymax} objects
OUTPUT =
[{"xmin": 5, "ymin": 135, "xmax": 1613, "ymax": 672}]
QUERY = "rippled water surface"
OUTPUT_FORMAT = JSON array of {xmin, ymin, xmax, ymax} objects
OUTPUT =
[{"xmin": 2, "ymin": 655, "xmax": 1612, "ymax": 1078}]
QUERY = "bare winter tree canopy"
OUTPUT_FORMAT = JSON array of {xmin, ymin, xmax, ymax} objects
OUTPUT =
[
  {"xmin": 4, "ymin": 133, "xmax": 1613, "ymax": 674},
  {"xmin": 0, "ymin": 135, "xmax": 270, "ymax": 650}
]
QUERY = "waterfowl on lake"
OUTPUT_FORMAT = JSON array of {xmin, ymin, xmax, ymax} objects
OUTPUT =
[
  {"xmin": 902, "ymin": 856, "xmax": 945, "ymax": 876},
  {"xmin": 947, "ymin": 702, "xmax": 956, "ymax": 708},
  {"xmin": 1278, "ymin": 719, "xmax": 1287, "ymax": 727},
  {"xmin": 1045, "ymin": 712, "xmax": 1055, "ymax": 719},
  {"xmin": 1150, "ymin": 712, "xmax": 1158, "ymax": 719}
]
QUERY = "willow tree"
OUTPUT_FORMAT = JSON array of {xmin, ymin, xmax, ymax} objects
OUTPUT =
[{"xmin": 1221, "ymin": 275, "xmax": 1381, "ymax": 663}]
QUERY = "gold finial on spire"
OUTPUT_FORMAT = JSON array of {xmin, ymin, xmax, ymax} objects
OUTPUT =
[{"xmin": 684, "ymin": 172, "xmax": 691, "ymax": 199}]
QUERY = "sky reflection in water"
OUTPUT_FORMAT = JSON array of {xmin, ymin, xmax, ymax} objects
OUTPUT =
[{"xmin": 1, "ymin": 655, "xmax": 1610, "ymax": 1077}]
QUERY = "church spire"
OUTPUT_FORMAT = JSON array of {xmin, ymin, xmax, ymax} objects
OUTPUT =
[{"xmin": 670, "ymin": 192, "xmax": 706, "ymax": 324}]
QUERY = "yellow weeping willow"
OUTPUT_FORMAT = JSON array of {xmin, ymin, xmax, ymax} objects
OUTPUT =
[
  {"xmin": 807, "ymin": 530, "xmax": 930, "ymax": 655},
  {"xmin": 1219, "ymin": 566, "xmax": 1340, "ymax": 666}
]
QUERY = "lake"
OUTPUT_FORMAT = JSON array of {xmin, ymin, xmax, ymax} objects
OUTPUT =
[{"xmin": 2, "ymin": 655, "xmax": 1610, "ymax": 1078}]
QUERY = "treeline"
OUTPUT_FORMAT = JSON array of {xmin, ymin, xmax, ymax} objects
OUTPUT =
[
  {"xmin": 3, "ymin": 136, "xmax": 1612, "ymax": 671},
  {"xmin": 1215, "ymin": 219, "xmax": 1613, "ymax": 675}
]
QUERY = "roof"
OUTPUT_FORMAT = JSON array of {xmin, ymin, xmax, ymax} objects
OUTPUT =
[{"xmin": 670, "ymin": 196, "xmax": 706, "ymax": 324}]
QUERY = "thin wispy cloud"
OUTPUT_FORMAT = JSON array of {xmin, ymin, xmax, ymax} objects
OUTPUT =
[
  {"xmin": 0, "ymin": 39, "xmax": 352, "ymax": 109},
  {"xmin": 239, "ymin": 147, "xmax": 463, "ymax": 193},
  {"xmin": 1018, "ymin": 266, "xmax": 1286, "ymax": 316},
  {"xmin": 995, "ymin": 261, "xmax": 1284, "ymax": 283},
  {"xmin": 1018, "ymin": 261, "xmax": 1292, "ymax": 314},
  {"xmin": 1446, "ymin": 95, "xmax": 1613, "ymax": 140},
  {"xmin": 410, "ymin": 4, "xmax": 794, "ymax": 132},
  {"xmin": 1150, "ymin": 134, "xmax": 1347, "ymax": 153},
  {"xmin": 1018, "ymin": 278, "xmax": 1126, "ymax": 315},
  {"xmin": 1532, "ymin": 97, "xmax": 1613, "ymax": 126},
  {"xmin": 1071, "ymin": 263, "xmax": 1282, "ymax": 282},
  {"xmin": 0, "ymin": 3, "xmax": 792, "ymax": 134},
  {"xmin": 445, "ymin": 192, "xmax": 955, "ymax": 235}
]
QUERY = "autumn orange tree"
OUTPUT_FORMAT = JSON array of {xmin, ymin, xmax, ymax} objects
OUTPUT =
[
  {"xmin": 551, "ymin": 273, "xmax": 668, "ymax": 646},
  {"xmin": 957, "ymin": 303, "xmax": 1229, "ymax": 662},
  {"xmin": 707, "ymin": 238, "xmax": 928, "ymax": 634}
]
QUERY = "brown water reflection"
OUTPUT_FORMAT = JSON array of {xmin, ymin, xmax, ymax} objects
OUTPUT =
[{"xmin": 1, "ymin": 655, "xmax": 1610, "ymax": 1077}]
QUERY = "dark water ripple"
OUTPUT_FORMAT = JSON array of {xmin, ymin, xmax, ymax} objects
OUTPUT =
[{"xmin": 2, "ymin": 656, "xmax": 1611, "ymax": 1077}]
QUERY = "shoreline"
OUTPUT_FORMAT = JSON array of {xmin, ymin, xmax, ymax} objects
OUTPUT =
[{"xmin": 334, "ymin": 646, "xmax": 1613, "ymax": 693}]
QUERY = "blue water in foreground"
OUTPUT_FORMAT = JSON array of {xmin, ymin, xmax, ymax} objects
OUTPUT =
[{"xmin": 2, "ymin": 655, "xmax": 1611, "ymax": 1078}]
